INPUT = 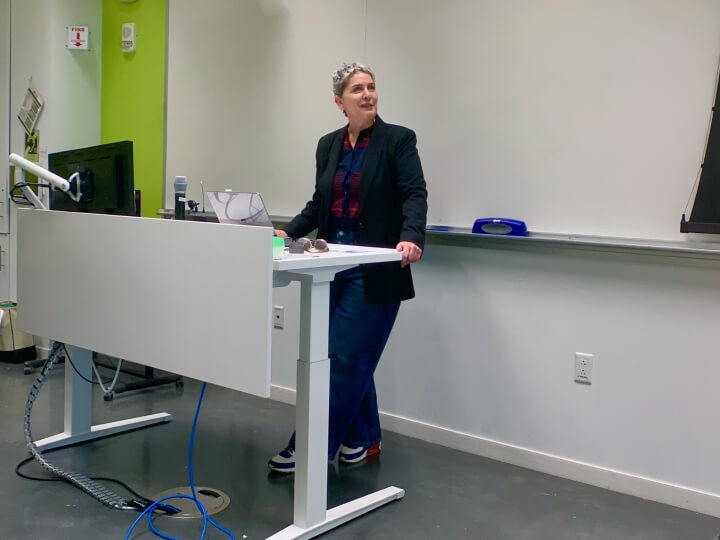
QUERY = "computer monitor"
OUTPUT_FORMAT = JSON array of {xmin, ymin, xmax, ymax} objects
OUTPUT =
[{"xmin": 48, "ymin": 141, "xmax": 136, "ymax": 216}]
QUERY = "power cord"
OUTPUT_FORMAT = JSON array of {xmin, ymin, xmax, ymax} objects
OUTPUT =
[
  {"xmin": 60, "ymin": 344, "xmax": 116, "ymax": 386},
  {"xmin": 20, "ymin": 342, "xmax": 180, "ymax": 515},
  {"xmin": 124, "ymin": 382, "xmax": 236, "ymax": 540},
  {"xmin": 10, "ymin": 181, "xmax": 51, "ymax": 206},
  {"xmin": 25, "ymin": 343, "xmax": 144, "ymax": 510},
  {"xmin": 14, "ymin": 455, "xmax": 178, "ymax": 514},
  {"xmin": 91, "ymin": 356, "xmax": 124, "ymax": 395},
  {"xmin": 22, "ymin": 342, "xmax": 231, "ymax": 535}
]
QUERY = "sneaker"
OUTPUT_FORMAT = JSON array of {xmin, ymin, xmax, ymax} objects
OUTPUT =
[
  {"xmin": 268, "ymin": 446, "xmax": 295, "ymax": 473},
  {"xmin": 338, "ymin": 442, "xmax": 381, "ymax": 464}
]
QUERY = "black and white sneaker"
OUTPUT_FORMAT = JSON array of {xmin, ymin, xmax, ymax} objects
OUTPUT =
[
  {"xmin": 268, "ymin": 446, "xmax": 296, "ymax": 473},
  {"xmin": 338, "ymin": 442, "xmax": 382, "ymax": 464}
]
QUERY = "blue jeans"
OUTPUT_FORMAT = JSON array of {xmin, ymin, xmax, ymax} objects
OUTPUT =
[{"xmin": 289, "ymin": 267, "xmax": 400, "ymax": 459}]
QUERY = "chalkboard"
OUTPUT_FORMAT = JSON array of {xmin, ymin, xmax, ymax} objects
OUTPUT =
[{"xmin": 166, "ymin": 0, "xmax": 720, "ymax": 241}]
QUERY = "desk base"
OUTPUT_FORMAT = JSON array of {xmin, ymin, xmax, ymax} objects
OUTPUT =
[
  {"xmin": 268, "ymin": 486, "xmax": 405, "ymax": 540},
  {"xmin": 34, "ymin": 412, "xmax": 172, "ymax": 451}
]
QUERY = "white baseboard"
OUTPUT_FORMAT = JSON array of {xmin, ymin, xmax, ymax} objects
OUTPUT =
[
  {"xmin": 269, "ymin": 383, "xmax": 720, "ymax": 518},
  {"xmin": 270, "ymin": 384, "xmax": 296, "ymax": 406}
]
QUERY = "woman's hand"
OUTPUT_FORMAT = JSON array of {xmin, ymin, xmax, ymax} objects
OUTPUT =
[
  {"xmin": 274, "ymin": 229, "xmax": 288, "ymax": 238},
  {"xmin": 396, "ymin": 241, "xmax": 423, "ymax": 267}
]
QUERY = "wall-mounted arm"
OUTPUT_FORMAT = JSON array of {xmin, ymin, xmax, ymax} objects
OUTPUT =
[
  {"xmin": 9, "ymin": 153, "xmax": 87, "ymax": 210},
  {"xmin": 9, "ymin": 153, "xmax": 70, "ymax": 191}
]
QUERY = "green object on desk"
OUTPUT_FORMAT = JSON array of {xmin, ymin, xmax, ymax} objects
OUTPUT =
[{"xmin": 273, "ymin": 236, "xmax": 285, "ymax": 259}]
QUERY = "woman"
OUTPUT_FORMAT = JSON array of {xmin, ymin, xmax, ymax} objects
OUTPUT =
[{"xmin": 269, "ymin": 62, "xmax": 427, "ymax": 472}]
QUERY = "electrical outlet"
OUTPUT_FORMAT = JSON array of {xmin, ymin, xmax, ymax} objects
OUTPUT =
[
  {"xmin": 574, "ymin": 352, "xmax": 593, "ymax": 384},
  {"xmin": 273, "ymin": 305, "xmax": 284, "ymax": 330}
]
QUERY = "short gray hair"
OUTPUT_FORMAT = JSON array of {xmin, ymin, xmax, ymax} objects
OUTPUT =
[{"xmin": 332, "ymin": 62, "xmax": 375, "ymax": 96}]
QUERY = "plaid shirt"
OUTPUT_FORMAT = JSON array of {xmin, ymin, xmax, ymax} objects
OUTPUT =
[{"xmin": 330, "ymin": 125, "xmax": 373, "ymax": 230}]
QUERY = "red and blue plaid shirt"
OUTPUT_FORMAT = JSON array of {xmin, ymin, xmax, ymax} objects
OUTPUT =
[{"xmin": 330, "ymin": 125, "xmax": 373, "ymax": 231}]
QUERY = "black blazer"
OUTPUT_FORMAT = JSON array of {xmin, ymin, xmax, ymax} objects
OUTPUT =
[{"xmin": 284, "ymin": 117, "xmax": 428, "ymax": 303}]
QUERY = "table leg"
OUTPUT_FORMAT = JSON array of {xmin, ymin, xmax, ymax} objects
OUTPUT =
[
  {"xmin": 34, "ymin": 345, "xmax": 172, "ymax": 451},
  {"xmin": 293, "ymin": 277, "xmax": 330, "ymax": 528},
  {"xmin": 269, "ymin": 268, "xmax": 404, "ymax": 540}
]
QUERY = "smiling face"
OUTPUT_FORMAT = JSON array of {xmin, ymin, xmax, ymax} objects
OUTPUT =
[{"xmin": 334, "ymin": 71, "xmax": 378, "ymax": 129}]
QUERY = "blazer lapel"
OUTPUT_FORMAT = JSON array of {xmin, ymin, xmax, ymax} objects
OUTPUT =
[
  {"xmin": 359, "ymin": 116, "xmax": 387, "ymax": 214},
  {"xmin": 319, "ymin": 128, "xmax": 345, "ymax": 200}
]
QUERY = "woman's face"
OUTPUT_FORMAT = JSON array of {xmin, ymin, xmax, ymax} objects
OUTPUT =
[{"xmin": 335, "ymin": 71, "xmax": 377, "ymax": 126}]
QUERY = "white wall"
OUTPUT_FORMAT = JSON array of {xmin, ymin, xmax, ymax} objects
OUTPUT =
[
  {"xmin": 383, "ymin": 243, "xmax": 720, "ymax": 505},
  {"xmin": 8, "ymin": 0, "xmax": 102, "ymax": 301},
  {"xmin": 10, "ymin": 0, "xmax": 102, "ymax": 156},
  {"xmin": 239, "ymin": 1, "xmax": 720, "ymax": 517},
  {"xmin": 270, "ymin": 242, "xmax": 720, "ymax": 516},
  {"xmin": 166, "ymin": 0, "xmax": 364, "ymax": 214},
  {"xmin": 167, "ymin": 0, "xmax": 720, "ymax": 241},
  {"xmin": 365, "ymin": 0, "xmax": 719, "ymax": 240},
  {"xmin": 0, "ymin": 0, "xmax": 10, "ymax": 299}
]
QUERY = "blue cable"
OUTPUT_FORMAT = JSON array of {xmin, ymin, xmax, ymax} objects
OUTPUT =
[
  {"xmin": 124, "ymin": 494, "xmax": 208, "ymax": 540},
  {"xmin": 183, "ymin": 383, "xmax": 235, "ymax": 539},
  {"xmin": 125, "ymin": 382, "xmax": 236, "ymax": 540}
]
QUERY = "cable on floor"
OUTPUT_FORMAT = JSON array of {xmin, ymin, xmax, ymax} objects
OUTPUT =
[
  {"xmin": 15, "ymin": 454, "xmax": 162, "ymax": 504},
  {"xmin": 23, "ymin": 342, "xmax": 141, "ymax": 510},
  {"xmin": 124, "ymin": 382, "xmax": 236, "ymax": 540}
]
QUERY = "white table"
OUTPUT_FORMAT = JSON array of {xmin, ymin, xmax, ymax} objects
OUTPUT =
[
  {"xmin": 17, "ymin": 210, "xmax": 404, "ymax": 539},
  {"xmin": 270, "ymin": 244, "xmax": 405, "ymax": 539}
]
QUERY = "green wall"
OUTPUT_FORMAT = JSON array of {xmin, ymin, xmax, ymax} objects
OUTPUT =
[{"xmin": 101, "ymin": 0, "xmax": 166, "ymax": 218}]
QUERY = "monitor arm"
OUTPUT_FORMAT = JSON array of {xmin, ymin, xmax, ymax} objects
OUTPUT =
[{"xmin": 9, "ymin": 153, "xmax": 88, "ymax": 210}]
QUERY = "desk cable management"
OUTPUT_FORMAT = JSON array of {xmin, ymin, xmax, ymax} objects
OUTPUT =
[
  {"xmin": 23, "ymin": 342, "xmax": 140, "ymax": 510},
  {"xmin": 21, "ymin": 342, "xmax": 236, "ymax": 539}
]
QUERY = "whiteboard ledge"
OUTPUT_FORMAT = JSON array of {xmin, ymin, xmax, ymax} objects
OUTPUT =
[{"xmin": 425, "ymin": 227, "xmax": 720, "ymax": 258}]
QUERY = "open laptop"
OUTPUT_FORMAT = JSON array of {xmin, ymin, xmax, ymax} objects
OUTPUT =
[{"xmin": 206, "ymin": 191, "xmax": 273, "ymax": 228}]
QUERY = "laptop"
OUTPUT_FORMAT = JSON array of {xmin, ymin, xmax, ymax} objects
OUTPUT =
[{"xmin": 206, "ymin": 191, "xmax": 273, "ymax": 228}]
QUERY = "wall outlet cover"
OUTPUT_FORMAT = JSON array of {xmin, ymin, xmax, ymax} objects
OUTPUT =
[{"xmin": 574, "ymin": 352, "xmax": 593, "ymax": 384}]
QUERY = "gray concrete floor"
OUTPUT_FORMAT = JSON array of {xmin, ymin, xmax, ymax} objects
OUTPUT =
[{"xmin": 1, "ymin": 360, "xmax": 718, "ymax": 539}]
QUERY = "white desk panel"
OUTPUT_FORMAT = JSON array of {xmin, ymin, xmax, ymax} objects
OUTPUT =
[{"xmin": 17, "ymin": 210, "xmax": 273, "ymax": 397}]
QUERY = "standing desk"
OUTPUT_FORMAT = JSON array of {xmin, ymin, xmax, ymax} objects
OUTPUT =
[
  {"xmin": 270, "ymin": 244, "xmax": 405, "ymax": 539},
  {"xmin": 16, "ymin": 209, "xmax": 404, "ymax": 539}
]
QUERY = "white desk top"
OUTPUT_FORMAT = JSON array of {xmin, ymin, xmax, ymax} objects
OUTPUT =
[{"xmin": 273, "ymin": 243, "xmax": 402, "ymax": 271}]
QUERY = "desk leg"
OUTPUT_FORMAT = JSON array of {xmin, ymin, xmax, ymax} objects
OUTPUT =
[
  {"xmin": 65, "ymin": 346, "xmax": 93, "ymax": 435},
  {"xmin": 293, "ymin": 277, "xmax": 330, "ymax": 528},
  {"xmin": 269, "ymin": 273, "xmax": 405, "ymax": 540},
  {"xmin": 34, "ymin": 346, "xmax": 172, "ymax": 451}
]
